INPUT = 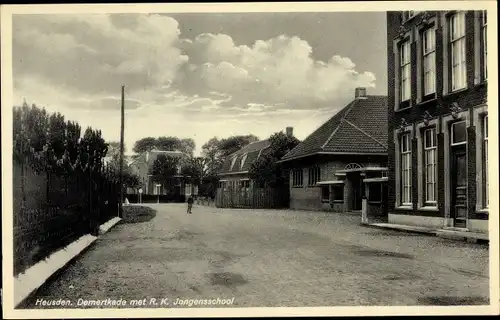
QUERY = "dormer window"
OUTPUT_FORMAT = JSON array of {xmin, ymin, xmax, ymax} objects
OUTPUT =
[
  {"xmin": 240, "ymin": 153, "xmax": 248, "ymax": 169},
  {"xmin": 230, "ymin": 156, "xmax": 238, "ymax": 171}
]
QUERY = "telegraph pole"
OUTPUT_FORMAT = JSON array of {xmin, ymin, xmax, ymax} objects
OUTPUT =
[{"xmin": 119, "ymin": 85, "xmax": 125, "ymax": 218}]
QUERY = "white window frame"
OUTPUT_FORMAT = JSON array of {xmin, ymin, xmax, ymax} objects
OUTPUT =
[
  {"xmin": 423, "ymin": 128, "xmax": 437, "ymax": 205},
  {"xmin": 451, "ymin": 120, "xmax": 467, "ymax": 146},
  {"xmin": 400, "ymin": 134, "xmax": 412, "ymax": 205},
  {"xmin": 402, "ymin": 11, "xmax": 420, "ymax": 21},
  {"xmin": 229, "ymin": 156, "xmax": 237, "ymax": 171},
  {"xmin": 240, "ymin": 153, "xmax": 248, "ymax": 170},
  {"xmin": 422, "ymin": 27, "xmax": 436, "ymax": 95},
  {"xmin": 400, "ymin": 40, "xmax": 411, "ymax": 102},
  {"xmin": 450, "ymin": 12, "xmax": 467, "ymax": 91},
  {"xmin": 482, "ymin": 10, "xmax": 487, "ymax": 80},
  {"xmin": 483, "ymin": 115, "xmax": 488, "ymax": 208}
]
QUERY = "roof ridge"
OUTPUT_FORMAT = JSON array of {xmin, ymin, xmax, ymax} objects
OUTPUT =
[
  {"xmin": 342, "ymin": 118, "xmax": 388, "ymax": 149},
  {"xmin": 320, "ymin": 100, "xmax": 357, "ymax": 149},
  {"xmin": 228, "ymin": 139, "xmax": 270, "ymax": 158},
  {"xmin": 320, "ymin": 119, "xmax": 344, "ymax": 149},
  {"xmin": 340, "ymin": 99, "xmax": 358, "ymax": 121}
]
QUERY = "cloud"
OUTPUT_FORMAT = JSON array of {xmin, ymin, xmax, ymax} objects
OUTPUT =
[
  {"xmin": 12, "ymin": 13, "xmax": 379, "ymax": 155},
  {"xmin": 175, "ymin": 33, "xmax": 376, "ymax": 109},
  {"xmin": 13, "ymin": 14, "xmax": 188, "ymax": 96}
]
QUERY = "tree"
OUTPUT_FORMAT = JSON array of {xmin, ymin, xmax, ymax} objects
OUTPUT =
[
  {"xmin": 149, "ymin": 154, "xmax": 181, "ymax": 194},
  {"xmin": 156, "ymin": 136, "xmax": 181, "ymax": 151},
  {"xmin": 201, "ymin": 134, "xmax": 259, "ymax": 175},
  {"xmin": 133, "ymin": 136, "xmax": 196, "ymax": 156},
  {"xmin": 123, "ymin": 170, "xmax": 141, "ymax": 190},
  {"xmin": 201, "ymin": 137, "xmax": 223, "ymax": 175},
  {"xmin": 106, "ymin": 141, "xmax": 121, "ymax": 158},
  {"xmin": 179, "ymin": 138, "xmax": 196, "ymax": 157},
  {"xmin": 218, "ymin": 134, "xmax": 259, "ymax": 157},
  {"xmin": 133, "ymin": 137, "xmax": 157, "ymax": 153},
  {"xmin": 79, "ymin": 127, "xmax": 107, "ymax": 171},
  {"xmin": 249, "ymin": 131, "xmax": 300, "ymax": 188},
  {"xmin": 181, "ymin": 156, "xmax": 209, "ymax": 186}
]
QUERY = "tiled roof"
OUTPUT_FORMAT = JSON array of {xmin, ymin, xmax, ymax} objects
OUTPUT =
[
  {"xmin": 281, "ymin": 95, "xmax": 388, "ymax": 161},
  {"xmin": 219, "ymin": 140, "xmax": 271, "ymax": 175}
]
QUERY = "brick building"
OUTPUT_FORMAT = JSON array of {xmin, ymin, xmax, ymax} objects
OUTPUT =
[
  {"xmin": 279, "ymin": 88, "xmax": 388, "ymax": 213},
  {"xmin": 387, "ymin": 11, "xmax": 488, "ymax": 234},
  {"xmin": 128, "ymin": 149, "xmax": 196, "ymax": 199}
]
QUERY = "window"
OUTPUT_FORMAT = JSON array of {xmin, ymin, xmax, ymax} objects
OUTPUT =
[
  {"xmin": 422, "ymin": 27, "xmax": 436, "ymax": 95},
  {"xmin": 308, "ymin": 166, "xmax": 321, "ymax": 185},
  {"xmin": 400, "ymin": 40, "xmax": 411, "ymax": 102},
  {"xmin": 483, "ymin": 115, "xmax": 488, "ymax": 207},
  {"xmin": 400, "ymin": 134, "xmax": 412, "ymax": 205},
  {"xmin": 450, "ymin": 12, "xmax": 467, "ymax": 91},
  {"xmin": 321, "ymin": 186, "xmax": 329, "ymax": 202},
  {"xmin": 482, "ymin": 10, "xmax": 487, "ymax": 80},
  {"xmin": 424, "ymin": 128, "xmax": 437, "ymax": 204},
  {"xmin": 332, "ymin": 184, "xmax": 344, "ymax": 201},
  {"xmin": 292, "ymin": 169, "xmax": 303, "ymax": 187},
  {"xmin": 240, "ymin": 153, "xmax": 248, "ymax": 169},
  {"xmin": 368, "ymin": 184, "xmax": 382, "ymax": 202},
  {"xmin": 229, "ymin": 156, "xmax": 237, "ymax": 171},
  {"xmin": 451, "ymin": 120, "xmax": 467, "ymax": 146},
  {"xmin": 402, "ymin": 11, "xmax": 420, "ymax": 21}
]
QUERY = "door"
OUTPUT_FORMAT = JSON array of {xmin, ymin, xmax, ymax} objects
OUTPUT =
[
  {"xmin": 351, "ymin": 175, "xmax": 363, "ymax": 211},
  {"xmin": 451, "ymin": 146, "xmax": 467, "ymax": 228}
]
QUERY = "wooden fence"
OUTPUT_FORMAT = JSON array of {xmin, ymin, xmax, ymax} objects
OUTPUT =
[{"xmin": 215, "ymin": 186, "xmax": 289, "ymax": 209}]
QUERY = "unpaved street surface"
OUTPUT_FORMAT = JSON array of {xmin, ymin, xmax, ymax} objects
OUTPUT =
[{"xmin": 25, "ymin": 203, "xmax": 489, "ymax": 308}]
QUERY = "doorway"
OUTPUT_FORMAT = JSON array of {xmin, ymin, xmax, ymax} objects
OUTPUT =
[
  {"xmin": 351, "ymin": 174, "xmax": 363, "ymax": 211},
  {"xmin": 451, "ymin": 145, "xmax": 467, "ymax": 228}
]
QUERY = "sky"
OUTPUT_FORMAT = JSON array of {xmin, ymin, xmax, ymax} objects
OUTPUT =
[{"xmin": 12, "ymin": 12, "xmax": 387, "ymax": 156}]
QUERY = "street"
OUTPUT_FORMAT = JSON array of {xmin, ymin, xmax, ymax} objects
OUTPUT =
[{"xmin": 26, "ymin": 203, "xmax": 489, "ymax": 308}]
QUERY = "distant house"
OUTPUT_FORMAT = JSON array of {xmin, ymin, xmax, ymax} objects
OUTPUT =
[
  {"xmin": 279, "ymin": 88, "xmax": 388, "ymax": 215},
  {"xmin": 127, "ymin": 149, "xmax": 197, "ymax": 199},
  {"xmin": 216, "ymin": 127, "xmax": 293, "ymax": 208}
]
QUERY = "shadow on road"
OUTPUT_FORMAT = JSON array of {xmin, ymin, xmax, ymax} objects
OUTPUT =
[
  {"xmin": 122, "ymin": 205, "xmax": 157, "ymax": 223},
  {"xmin": 417, "ymin": 296, "xmax": 489, "ymax": 305}
]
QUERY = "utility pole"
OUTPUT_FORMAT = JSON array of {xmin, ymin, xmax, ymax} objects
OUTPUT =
[{"xmin": 119, "ymin": 85, "xmax": 125, "ymax": 218}]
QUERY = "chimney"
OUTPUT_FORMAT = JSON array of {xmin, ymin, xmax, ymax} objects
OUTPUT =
[
  {"xmin": 286, "ymin": 127, "xmax": 294, "ymax": 137},
  {"xmin": 355, "ymin": 87, "xmax": 367, "ymax": 99}
]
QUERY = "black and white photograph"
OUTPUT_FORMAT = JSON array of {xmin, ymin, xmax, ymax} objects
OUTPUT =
[{"xmin": 1, "ymin": 1, "xmax": 498, "ymax": 318}]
